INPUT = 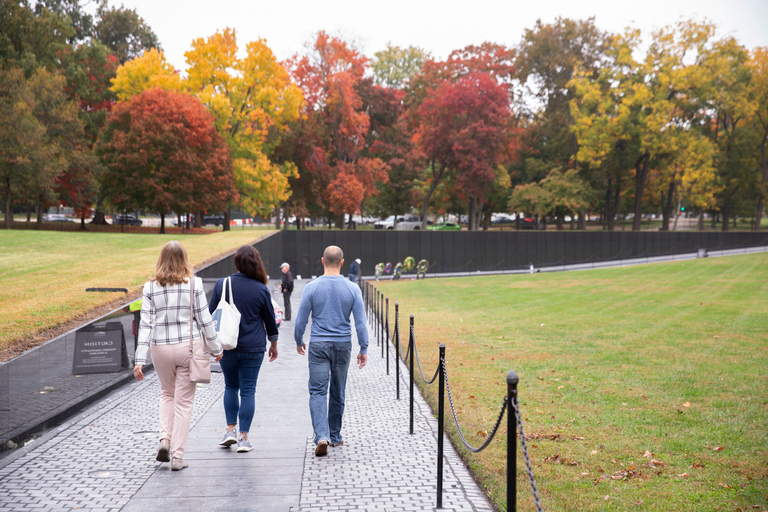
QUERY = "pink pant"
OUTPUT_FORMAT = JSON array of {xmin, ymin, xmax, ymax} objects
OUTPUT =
[{"xmin": 150, "ymin": 343, "xmax": 197, "ymax": 459}]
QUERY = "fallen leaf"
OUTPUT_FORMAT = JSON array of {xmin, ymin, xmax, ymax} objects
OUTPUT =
[
  {"xmin": 541, "ymin": 323, "xmax": 545, "ymax": 326},
  {"xmin": 718, "ymin": 482, "xmax": 730, "ymax": 488},
  {"xmin": 477, "ymin": 430, "xmax": 488, "ymax": 437},
  {"xmin": 713, "ymin": 335, "xmax": 720, "ymax": 338},
  {"xmin": 677, "ymin": 409, "xmax": 685, "ymax": 414},
  {"xmin": 573, "ymin": 436, "xmax": 585, "ymax": 440},
  {"xmin": 581, "ymin": 472, "xmax": 590, "ymax": 476},
  {"xmin": 713, "ymin": 446, "xmax": 724, "ymax": 452},
  {"xmin": 691, "ymin": 462, "xmax": 705, "ymax": 468},
  {"xmin": 683, "ymin": 401, "xmax": 691, "ymax": 408},
  {"xmin": 604, "ymin": 495, "xmax": 610, "ymax": 501},
  {"xmin": 535, "ymin": 408, "xmax": 544, "ymax": 413},
  {"xmin": 558, "ymin": 386, "xmax": 564, "ymax": 389},
  {"xmin": 643, "ymin": 450, "xmax": 653, "ymax": 458},
  {"xmin": 634, "ymin": 500, "xmax": 644, "ymax": 506},
  {"xmin": 469, "ymin": 395, "xmax": 475, "ymax": 399},
  {"xmin": 537, "ymin": 376, "xmax": 544, "ymax": 380},
  {"xmin": 678, "ymin": 472, "xmax": 689, "ymax": 477},
  {"xmin": 591, "ymin": 450, "xmax": 597, "ymax": 455}
]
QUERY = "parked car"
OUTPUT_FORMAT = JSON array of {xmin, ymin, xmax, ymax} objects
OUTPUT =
[
  {"xmin": 113, "ymin": 214, "xmax": 142, "ymax": 226},
  {"xmin": 173, "ymin": 214, "xmax": 226, "ymax": 226},
  {"xmin": 428, "ymin": 221, "xmax": 461, "ymax": 231},
  {"xmin": 517, "ymin": 217, "xmax": 538, "ymax": 230},
  {"xmin": 374, "ymin": 214, "xmax": 429, "ymax": 230},
  {"xmin": 41, "ymin": 213, "xmax": 73, "ymax": 222},
  {"xmin": 491, "ymin": 213, "xmax": 514, "ymax": 224}
]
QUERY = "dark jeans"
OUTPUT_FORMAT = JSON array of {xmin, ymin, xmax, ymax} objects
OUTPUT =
[
  {"xmin": 307, "ymin": 341, "xmax": 351, "ymax": 445},
  {"xmin": 220, "ymin": 351, "xmax": 265, "ymax": 433},
  {"xmin": 282, "ymin": 291, "xmax": 292, "ymax": 320}
]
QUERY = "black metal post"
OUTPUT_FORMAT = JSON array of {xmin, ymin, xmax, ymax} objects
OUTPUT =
[
  {"xmin": 376, "ymin": 291, "xmax": 381, "ymax": 346},
  {"xmin": 507, "ymin": 370, "xmax": 519, "ymax": 512},
  {"xmin": 437, "ymin": 343, "xmax": 445, "ymax": 509},
  {"xmin": 385, "ymin": 298, "xmax": 389, "ymax": 375},
  {"xmin": 395, "ymin": 304, "xmax": 400, "ymax": 400},
  {"xmin": 409, "ymin": 314, "xmax": 414, "ymax": 435},
  {"xmin": 385, "ymin": 297, "xmax": 390, "ymax": 368}
]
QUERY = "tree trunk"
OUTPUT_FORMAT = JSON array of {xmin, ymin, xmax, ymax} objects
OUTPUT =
[
  {"xmin": 35, "ymin": 198, "xmax": 43, "ymax": 229},
  {"xmin": 603, "ymin": 180, "xmax": 612, "ymax": 230},
  {"xmin": 92, "ymin": 197, "xmax": 108, "ymax": 225},
  {"xmin": 672, "ymin": 195, "xmax": 682, "ymax": 231},
  {"xmin": 661, "ymin": 181, "xmax": 676, "ymax": 231},
  {"xmin": 5, "ymin": 180, "xmax": 13, "ymax": 230},
  {"xmin": 223, "ymin": 207, "xmax": 231, "ymax": 231},
  {"xmin": 482, "ymin": 208, "xmax": 492, "ymax": 231},
  {"xmin": 80, "ymin": 216, "xmax": 86, "ymax": 230},
  {"xmin": 335, "ymin": 214, "xmax": 344, "ymax": 230},
  {"xmin": 468, "ymin": 197, "xmax": 476, "ymax": 232},
  {"xmin": 721, "ymin": 199, "xmax": 730, "ymax": 232},
  {"xmin": 26, "ymin": 205, "xmax": 31, "ymax": 223},
  {"xmin": 698, "ymin": 211, "xmax": 705, "ymax": 231},
  {"xmin": 195, "ymin": 211, "xmax": 202, "ymax": 228},
  {"xmin": 284, "ymin": 200, "xmax": 291, "ymax": 231},
  {"xmin": 754, "ymin": 135, "xmax": 768, "ymax": 231},
  {"xmin": 160, "ymin": 213, "xmax": 166, "ymax": 234},
  {"xmin": 632, "ymin": 153, "xmax": 650, "ymax": 231},
  {"xmin": 578, "ymin": 209, "xmax": 586, "ymax": 230},
  {"xmin": 421, "ymin": 162, "xmax": 444, "ymax": 229}
]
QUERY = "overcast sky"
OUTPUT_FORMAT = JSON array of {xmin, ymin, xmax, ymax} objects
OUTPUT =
[{"xmin": 106, "ymin": 0, "xmax": 768, "ymax": 72}]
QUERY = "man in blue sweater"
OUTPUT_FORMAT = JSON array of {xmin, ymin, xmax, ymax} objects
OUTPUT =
[{"xmin": 294, "ymin": 245, "xmax": 368, "ymax": 456}]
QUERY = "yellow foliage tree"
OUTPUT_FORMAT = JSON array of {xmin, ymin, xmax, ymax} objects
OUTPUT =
[
  {"xmin": 109, "ymin": 48, "xmax": 182, "ymax": 102},
  {"xmin": 185, "ymin": 29, "xmax": 303, "ymax": 221}
]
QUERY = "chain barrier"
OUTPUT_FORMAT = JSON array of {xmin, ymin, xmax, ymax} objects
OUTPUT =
[
  {"xmin": 368, "ymin": 285, "xmax": 542, "ymax": 511},
  {"xmin": 442, "ymin": 358, "xmax": 508, "ymax": 453},
  {"xmin": 412, "ymin": 340, "xmax": 440, "ymax": 384},
  {"xmin": 511, "ymin": 394, "xmax": 544, "ymax": 512}
]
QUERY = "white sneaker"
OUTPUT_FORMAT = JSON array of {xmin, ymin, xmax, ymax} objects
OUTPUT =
[
  {"xmin": 237, "ymin": 437, "xmax": 254, "ymax": 452},
  {"xmin": 219, "ymin": 428, "xmax": 237, "ymax": 447}
]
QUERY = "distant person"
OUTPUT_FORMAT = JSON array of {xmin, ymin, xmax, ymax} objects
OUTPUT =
[
  {"xmin": 294, "ymin": 245, "xmax": 368, "ymax": 456},
  {"xmin": 209, "ymin": 246, "xmax": 279, "ymax": 453},
  {"xmin": 280, "ymin": 262, "xmax": 294, "ymax": 321},
  {"xmin": 348, "ymin": 258, "xmax": 360, "ymax": 285},
  {"xmin": 133, "ymin": 241, "xmax": 223, "ymax": 471}
]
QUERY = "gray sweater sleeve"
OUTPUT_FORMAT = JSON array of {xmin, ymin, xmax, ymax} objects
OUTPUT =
[{"xmin": 351, "ymin": 285, "xmax": 368, "ymax": 354}]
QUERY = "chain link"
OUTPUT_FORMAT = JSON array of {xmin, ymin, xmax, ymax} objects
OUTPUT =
[
  {"xmin": 510, "ymin": 394, "xmax": 544, "ymax": 512},
  {"xmin": 441, "ymin": 359, "xmax": 507, "ymax": 453},
  {"xmin": 412, "ymin": 337, "xmax": 439, "ymax": 384}
]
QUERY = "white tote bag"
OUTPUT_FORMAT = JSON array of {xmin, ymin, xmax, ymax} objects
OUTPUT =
[{"xmin": 211, "ymin": 277, "xmax": 241, "ymax": 350}]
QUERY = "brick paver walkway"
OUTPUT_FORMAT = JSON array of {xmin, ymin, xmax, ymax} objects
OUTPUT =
[{"xmin": 0, "ymin": 280, "xmax": 493, "ymax": 512}]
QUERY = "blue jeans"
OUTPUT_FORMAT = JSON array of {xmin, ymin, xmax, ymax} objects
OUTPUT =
[
  {"xmin": 307, "ymin": 342, "xmax": 351, "ymax": 445},
  {"xmin": 219, "ymin": 351, "xmax": 265, "ymax": 433}
]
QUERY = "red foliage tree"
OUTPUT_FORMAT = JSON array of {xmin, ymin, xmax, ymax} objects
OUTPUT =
[
  {"xmin": 284, "ymin": 32, "xmax": 388, "ymax": 227},
  {"xmin": 97, "ymin": 87, "xmax": 236, "ymax": 233},
  {"xmin": 413, "ymin": 72, "xmax": 511, "ymax": 228}
]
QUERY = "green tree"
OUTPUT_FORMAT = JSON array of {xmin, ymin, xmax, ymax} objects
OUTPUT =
[
  {"xmin": 0, "ymin": 66, "xmax": 83, "ymax": 228},
  {"xmin": 94, "ymin": 1, "xmax": 160, "ymax": 64},
  {"xmin": 371, "ymin": 44, "xmax": 429, "ymax": 89}
]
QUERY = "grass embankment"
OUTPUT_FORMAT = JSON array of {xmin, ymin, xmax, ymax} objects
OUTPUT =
[
  {"xmin": 0, "ymin": 228, "xmax": 273, "ymax": 354},
  {"xmin": 377, "ymin": 253, "xmax": 768, "ymax": 511}
]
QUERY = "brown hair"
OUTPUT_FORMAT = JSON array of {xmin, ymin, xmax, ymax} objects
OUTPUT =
[
  {"xmin": 153, "ymin": 241, "xmax": 193, "ymax": 286},
  {"xmin": 234, "ymin": 245, "xmax": 268, "ymax": 284},
  {"xmin": 323, "ymin": 245, "xmax": 343, "ymax": 268}
]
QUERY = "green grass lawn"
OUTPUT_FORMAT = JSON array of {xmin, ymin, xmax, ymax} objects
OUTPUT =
[
  {"xmin": 376, "ymin": 253, "xmax": 768, "ymax": 511},
  {"xmin": 0, "ymin": 228, "xmax": 273, "ymax": 352}
]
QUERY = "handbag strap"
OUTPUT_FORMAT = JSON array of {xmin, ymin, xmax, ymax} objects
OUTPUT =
[
  {"xmin": 189, "ymin": 276, "xmax": 195, "ymax": 354},
  {"xmin": 227, "ymin": 276, "xmax": 235, "ymax": 305}
]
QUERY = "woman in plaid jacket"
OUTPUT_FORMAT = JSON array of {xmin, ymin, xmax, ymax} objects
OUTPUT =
[{"xmin": 133, "ymin": 241, "xmax": 223, "ymax": 471}]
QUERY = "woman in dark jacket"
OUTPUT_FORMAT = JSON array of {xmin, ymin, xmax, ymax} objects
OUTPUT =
[{"xmin": 209, "ymin": 245, "xmax": 279, "ymax": 452}]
